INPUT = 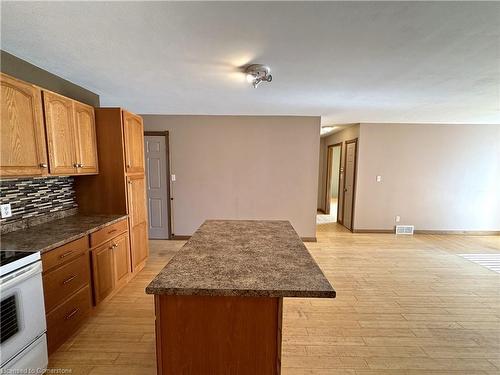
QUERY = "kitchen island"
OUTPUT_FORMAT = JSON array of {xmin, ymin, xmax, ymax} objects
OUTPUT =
[{"xmin": 146, "ymin": 220, "xmax": 335, "ymax": 375}]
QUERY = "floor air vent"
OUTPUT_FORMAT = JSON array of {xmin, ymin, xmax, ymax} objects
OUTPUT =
[{"xmin": 395, "ymin": 225, "xmax": 414, "ymax": 235}]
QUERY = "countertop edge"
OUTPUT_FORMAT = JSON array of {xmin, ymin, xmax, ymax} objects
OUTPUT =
[
  {"xmin": 145, "ymin": 286, "xmax": 336, "ymax": 299},
  {"xmin": 30, "ymin": 215, "xmax": 128, "ymax": 253}
]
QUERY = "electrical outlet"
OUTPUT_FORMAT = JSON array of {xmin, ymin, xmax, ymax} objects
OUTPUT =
[
  {"xmin": 395, "ymin": 215, "xmax": 401, "ymax": 223},
  {"xmin": 376, "ymin": 175, "xmax": 382, "ymax": 182},
  {"xmin": 171, "ymin": 174, "xmax": 176, "ymax": 182},
  {"xmin": 1, "ymin": 203, "xmax": 12, "ymax": 218}
]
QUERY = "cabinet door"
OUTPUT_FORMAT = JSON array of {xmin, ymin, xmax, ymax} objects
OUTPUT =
[
  {"xmin": 130, "ymin": 222, "xmax": 148, "ymax": 271},
  {"xmin": 0, "ymin": 73, "xmax": 48, "ymax": 177},
  {"xmin": 127, "ymin": 175, "xmax": 149, "ymax": 271},
  {"xmin": 127, "ymin": 175, "xmax": 147, "ymax": 227},
  {"xmin": 43, "ymin": 91, "xmax": 77, "ymax": 175},
  {"xmin": 74, "ymin": 102, "xmax": 98, "ymax": 174},
  {"xmin": 91, "ymin": 243, "xmax": 115, "ymax": 304},
  {"xmin": 123, "ymin": 110, "xmax": 145, "ymax": 175},
  {"xmin": 112, "ymin": 233, "xmax": 131, "ymax": 289}
]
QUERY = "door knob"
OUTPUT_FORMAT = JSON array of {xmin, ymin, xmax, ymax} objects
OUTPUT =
[{"xmin": 39, "ymin": 163, "xmax": 48, "ymax": 168}]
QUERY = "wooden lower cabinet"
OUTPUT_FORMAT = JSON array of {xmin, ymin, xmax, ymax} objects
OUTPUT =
[
  {"xmin": 46, "ymin": 285, "xmax": 92, "ymax": 354},
  {"xmin": 91, "ymin": 242, "xmax": 115, "ymax": 304},
  {"xmin": 131, "ymin": 221, "xmax": 148, "ymax": 272},
  {"xmin": 91, "ymin": 231, "xmax": 131, "ymax": 305},
  {"xmin": 41, "ymin": 219, "xmax": 134, "ymax": 356},
  {"xmin": 41, "ymin": 237, "xmax": 92, "ymax": 355},
  {"xmin": 113, "ymin": 233, "xmax": 132, "ymax": 289},
  {"xmin": 43, "ymin": 253, "xmax": 90, "ymax": 313}
]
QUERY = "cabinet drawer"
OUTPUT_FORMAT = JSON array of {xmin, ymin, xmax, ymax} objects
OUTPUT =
[
  {"xmin": 90, "ymin": 219, "xmax": 128, "ymax": 248},
  {"xmin": 42, "ymin": 236, "xmax": 89, "ymax": 272},
  {"xmin": 46, "ymin": 284, "xmax": 91, "ymax": 355},
  {"xmin": 43, "ymin": 253, "xmax": 90, "ymax": 313}
]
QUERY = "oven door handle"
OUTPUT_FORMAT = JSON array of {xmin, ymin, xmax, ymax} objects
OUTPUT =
[{"xmin": 0, "ymin": 262, "xmax": 42, "ymax": 290}]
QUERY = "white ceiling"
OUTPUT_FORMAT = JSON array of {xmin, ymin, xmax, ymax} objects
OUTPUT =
[{"xmin": 2, "ymin": 1, "xmax": 499, "ymax": 125}]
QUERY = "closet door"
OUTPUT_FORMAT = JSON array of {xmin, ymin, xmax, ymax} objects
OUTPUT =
[
  {"xmin": 123, "ymin": 110, "xmax": 145, "ymax": 175},
  {"xmin": 43, "ymin": 91, "xmax": 77, "ymax": 175},
  {"xmin": 74, "ymin": 102, "xmax": 98, "ymax": 174},
  {"xmin": 0, "ymin": 73, "xmax": 48, "ymax": 177}
]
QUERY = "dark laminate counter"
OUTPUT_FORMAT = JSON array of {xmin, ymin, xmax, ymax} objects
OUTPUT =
[
  {"xmin": 146, "ymin": 220, "xmax": 335, "ymax": 298},
  {"xmin": 0, "ymin": 214, "xmax": 128, "ymax": 253}
]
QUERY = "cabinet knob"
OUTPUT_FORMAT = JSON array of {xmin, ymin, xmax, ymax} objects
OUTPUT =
[
  {"xmin": 79, "ymin": 163, "xmax": 84, "ymax": 168},
  {"xmin": 39, "ymin": 163, "xmax": 48, "ymax": 168},
  {"xmin": 73, "ymin": 163, "xmax": 79, "ymax": 168},
  {"xmin": 126, "ymin": 164, "xmax": 131, "ymax": 168}
]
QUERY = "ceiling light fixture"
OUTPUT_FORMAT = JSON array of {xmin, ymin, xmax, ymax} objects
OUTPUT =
[{"xmin": 245, "ymin": 64, "xmax": 272, "ymax": 88}]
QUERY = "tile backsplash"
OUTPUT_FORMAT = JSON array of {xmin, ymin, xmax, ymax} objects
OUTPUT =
[{"xmin": 0, "ymin": 176, "xmax": 78, "ymax": 226}]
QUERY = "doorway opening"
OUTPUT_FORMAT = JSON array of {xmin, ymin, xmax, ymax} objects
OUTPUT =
[
  {"xmin": 144, "ymin": 131, "xmax": 172, "ymax": 240},
  {"xmin": 319, "ymin": 143, "xmax": 342, "ymax": 224}
]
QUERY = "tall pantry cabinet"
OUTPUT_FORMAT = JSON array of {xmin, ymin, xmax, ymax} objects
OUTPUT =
[{"xmin": 75, "ymin": 108, "xmax": 149, "ymax": 273}]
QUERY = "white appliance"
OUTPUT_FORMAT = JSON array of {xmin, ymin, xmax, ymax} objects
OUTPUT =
[{"xmin": 0, "ymin": 250, "xmax": 48, "ymax": 372}]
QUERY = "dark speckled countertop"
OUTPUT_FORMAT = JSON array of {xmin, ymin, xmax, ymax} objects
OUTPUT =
[
  {"xmin": 146, "ymin": 220, "xmax": 335, "ymax": 298},
  {"xmin": 0, "ymin": 214, "xmax": 128, "ymax": 253}
]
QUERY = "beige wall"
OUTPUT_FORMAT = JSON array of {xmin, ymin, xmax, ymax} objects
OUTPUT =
[
  {"xmin": 355, "ymin": 123, "xmax": 500, "ymax": 231},
  {"xmin": 317, "ymin": 125, "xmax": 360, "ymax": 212},
  {"xmin": 142, "ymin": 115, "xmax": 321, "ymax": 238},
  {"xmin": 1, "ymin": 50, "xmax": 99, "ymax": 106}
]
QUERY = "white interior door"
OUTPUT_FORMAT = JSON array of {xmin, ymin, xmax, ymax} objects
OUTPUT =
[
  {"xmin": 342, "ymin": 140, "xmax": 357, "ymax": 230},
  {"xmin": 144, "ymin": 135, "xmax": 169, "ymax": 239}
]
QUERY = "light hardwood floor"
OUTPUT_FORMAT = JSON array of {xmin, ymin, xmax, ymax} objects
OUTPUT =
[{"xmin": 48, "ymin": 223, "xmax": 500, "ymax": 374}]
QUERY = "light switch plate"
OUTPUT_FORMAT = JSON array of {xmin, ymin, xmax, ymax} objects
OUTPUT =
[
  {"xmin": 395, "ymin": 215, "xmax": 401, "ymax": 223},
  {"xmin": 1, "ymin": 203, "xmax": 12, "ymax": 218}
]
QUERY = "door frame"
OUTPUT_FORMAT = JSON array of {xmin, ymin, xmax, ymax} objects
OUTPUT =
[
  {"xmin": 342, "ymin": 138, "xmax": 358, "ymax": 232},
  {"xmin": 324, "ymin": 142, "xmax": 343, "ymax": 222},
  {"xmin": 144, "ymin": 131, "xmax": 172, "ymax": 240}
]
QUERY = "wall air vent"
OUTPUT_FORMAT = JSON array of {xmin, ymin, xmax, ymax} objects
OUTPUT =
[{"xmin": 395, "ymin": 225, "xmax": 414, "ymax": 235}]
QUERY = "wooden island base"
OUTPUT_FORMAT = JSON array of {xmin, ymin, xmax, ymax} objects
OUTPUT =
[{"xmin": 154, "ymin": 295, "xmax": 283, "ymax": 375}]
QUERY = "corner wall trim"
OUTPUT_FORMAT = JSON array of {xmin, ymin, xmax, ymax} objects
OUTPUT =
[
  {"xmin": 414, "ymin": 230, "xmax": 500, "ymax": 236},
  {"xmin": 301, "ymin": 237, "xmax": 317, "ymax": 242},
  {"xmin": 172, "ymin": 235, "xmax": 191, "ymax": 240},
  {"xmin": 353, "ymin": 229, "xmax": 500, "ymax": 236}
]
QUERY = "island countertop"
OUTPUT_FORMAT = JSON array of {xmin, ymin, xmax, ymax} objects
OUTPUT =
[
  {"xmin": 146, "ymin": 220, "xmax": 335, "ymax": 298},
  {"xmin": 0, "ymin": 213, "xmax": 128, "ymax": 253}
]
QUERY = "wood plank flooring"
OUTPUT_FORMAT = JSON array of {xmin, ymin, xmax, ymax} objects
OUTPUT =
[{"xmin": 48, "ymin": 223, "xmax": 500, "ymax": 374}]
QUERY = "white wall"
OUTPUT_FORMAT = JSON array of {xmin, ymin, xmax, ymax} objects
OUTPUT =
[
  {"xmin": 142, "ymin": 115, "xmax": 321, "ymax": 238},
  {"xmin": 355, "ymin": 123, "xmax": 500, "ymax": 231}
]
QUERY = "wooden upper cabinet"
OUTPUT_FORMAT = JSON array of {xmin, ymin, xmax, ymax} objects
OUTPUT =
[
  {"xmin": 43, "ymin": 91, "xmax": 78, "ymax": 175},
  {"xmin": 0, "ymin": 73, "xmax": 48, "ymax": 177},
  {"xmin": 123, "ymin": 110, "xmax": 145, "ymax": 175},
  {"xmin": 74, "ymin": 102, "xmax": 98, "ymax": 174}
]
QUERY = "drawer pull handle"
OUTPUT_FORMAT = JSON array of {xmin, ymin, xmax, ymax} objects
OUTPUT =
[
  {"xmin": 65, "ymin": 308, "xmax": 80, "ymax": 320},
  {"xmin": 62, "ymin": 274, "xmax": 77, "ymax": 285},
  {"xmin": 107, "ymin": 229, "xmax": 117, "ymax": 234},
  {"xmin": 59, "ymin": 250, "xmax": 74, "ymax": 259}
]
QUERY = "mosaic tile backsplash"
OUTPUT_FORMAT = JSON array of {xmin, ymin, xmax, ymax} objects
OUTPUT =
[{"xmin": 0, "ymin": 177, "xmax": 78, "ymax": 225}]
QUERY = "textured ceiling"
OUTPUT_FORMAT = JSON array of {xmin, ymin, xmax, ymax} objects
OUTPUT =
[{"xmin": 2, "ymin": 1, "xmax": 499, "ymax": 125}]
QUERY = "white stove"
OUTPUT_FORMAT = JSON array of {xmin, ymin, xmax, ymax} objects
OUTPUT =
[{"xmin": 0, "ymin": 250, "xmax": 48, "ymax": 372}]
